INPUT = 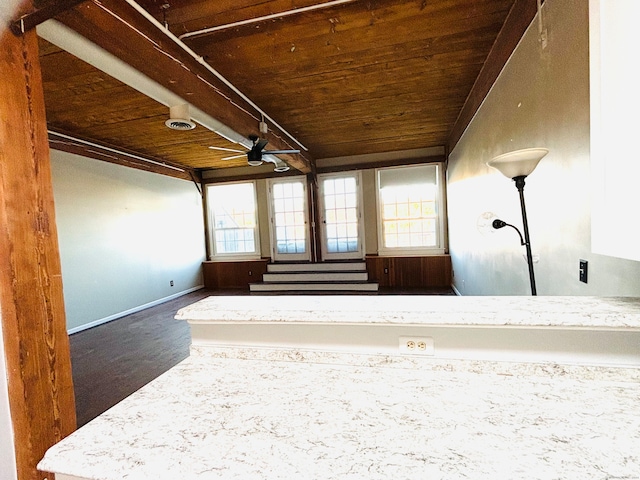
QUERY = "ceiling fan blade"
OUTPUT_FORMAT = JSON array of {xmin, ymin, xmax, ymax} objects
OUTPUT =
[
  {"xmin": 221, "ymin": 154, "xmax": 247, "ymax": 161},
  {"xmin": 263, "ymin": 149, "xmax": 301, "ymax": 155},
  {"xmin": 209, "ymin": 146, "xmax": 246, "ymax": 153}
]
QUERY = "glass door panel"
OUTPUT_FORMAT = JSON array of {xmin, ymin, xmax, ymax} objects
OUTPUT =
[
  {"xmin": 268, "ymin": 177, "xmax": 310, "ymax": 262},
  {"xmin": 318, "ymin": 172, "xmax": 364, "ymax": 260}
]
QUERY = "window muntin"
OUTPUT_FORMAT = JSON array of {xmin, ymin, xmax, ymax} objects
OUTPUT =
[
  {"xmin": 206, "ymin": 182, "xmax": 259, "ymax": 259},
  {"xmin": 272, "ymin": 180, "xmax": 307, "ymax": 254},
  {"xmin": 322, "ymin": 176, "xmax": 359, "ymax": 253},
  {"xmin": 377, "ymin": 164, "xmax": 443, "ymax": 254}
]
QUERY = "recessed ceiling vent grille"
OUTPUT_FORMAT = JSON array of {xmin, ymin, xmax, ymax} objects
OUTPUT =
[{"xmin": 165, "ymin": 104, "xmax": 196, "ymax": 130}]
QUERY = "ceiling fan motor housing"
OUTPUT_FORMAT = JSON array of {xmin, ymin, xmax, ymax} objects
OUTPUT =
[{"xmin": 247, "ymin": 149, "xmax": 262, "ymax": 165}]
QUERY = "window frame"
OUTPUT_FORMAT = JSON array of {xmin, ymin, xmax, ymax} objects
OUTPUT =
[
  {"xmin": 205, "ymin": 180, "xmax": 261, "ymax": 261},
  {"xmin": 375, "ymin": 163, "xmax": 446, "ymax": 256},
  {"xmin": 318, "ymin": 171, "xmax": 366, "ymax": 261},
  {"xmin": 266, "ymin": 175, "xmax": 311, "ymax": 262}
]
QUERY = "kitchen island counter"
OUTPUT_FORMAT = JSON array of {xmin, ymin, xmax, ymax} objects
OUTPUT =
[{"xmin": 39, "ymin": 295, "xmax": 640, "ymax": 480}]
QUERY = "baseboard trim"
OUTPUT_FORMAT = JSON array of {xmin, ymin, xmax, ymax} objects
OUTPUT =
[{"xmin": 67, "ymin": 285, "xmax": 204, "ymax": 335}]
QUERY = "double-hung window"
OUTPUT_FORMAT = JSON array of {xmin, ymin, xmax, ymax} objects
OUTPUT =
[
  {"xmin": 206, "ymin": 181, "xmax": 260, "ymax": 260},
  {"xmin": 376, "ymin": 163, "xmax": 445, "ymax": 255}
]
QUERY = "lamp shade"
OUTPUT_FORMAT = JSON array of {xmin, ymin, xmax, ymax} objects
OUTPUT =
[{"xmin": 487, "ymin": 148, "xmax": 549, "ymax": 179}]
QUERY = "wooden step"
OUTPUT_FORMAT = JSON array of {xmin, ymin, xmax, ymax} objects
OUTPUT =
[
  {"xmin": 252, "ymin": 261, "xmax": 378, "ymax": 293},
  {"xmin": 267, "ymin": 262, "xmax": 367, "ymax": 273},
  {"xmin": 250, "ymin": 281, "xmax": 379, "ymax": 292},
  {"xmin": 262, "ymin": 272, "xmax": 369, "ymax": 283}
]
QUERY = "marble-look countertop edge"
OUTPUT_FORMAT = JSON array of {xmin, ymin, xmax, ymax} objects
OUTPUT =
[
  {"xmin": 189, "ymin": 345, "xmax": 640, "ymax": 383},
  {"xmin": 175, "ymin": 296, "xmax": 640, "ymax": 329}
]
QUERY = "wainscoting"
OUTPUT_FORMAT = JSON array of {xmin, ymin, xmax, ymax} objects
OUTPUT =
[
  {"xmin": 202, "ymin": 259, "xmax": 269, "ymax": 290},
  {"xmin": 365, "ymin": 255, "xmax": 452, "ymax": 288},
  {"xmin": 203, "ymin": 255, "xmax": 452, "ymax": 291}
]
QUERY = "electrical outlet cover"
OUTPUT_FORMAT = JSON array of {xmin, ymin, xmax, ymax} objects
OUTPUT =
[{"xmin": 398, "ymin": 336, "xmax": 434, "ymax": 356}]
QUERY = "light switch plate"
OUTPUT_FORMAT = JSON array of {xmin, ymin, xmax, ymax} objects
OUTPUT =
[{"xmin": 579, "ymin": 259, "xmax": 588, "ymax": 283}]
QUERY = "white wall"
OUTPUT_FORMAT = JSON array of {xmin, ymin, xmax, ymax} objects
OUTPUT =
[
  {"xmin": 50, "ymin": 150, "xmax": 206, "ymax": 332},
  {"xmin": 447, "ymin": 0, "xmax": 640, "ymax": 296}
]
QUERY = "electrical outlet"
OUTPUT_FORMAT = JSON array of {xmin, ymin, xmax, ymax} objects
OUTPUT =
[
  {"xmin": 170, "ymin": 280, "xmax": 174, "ymax": 287},
  {"xmin": 399, "ymin": 336, "xmax": 434, "ymax": 356}
]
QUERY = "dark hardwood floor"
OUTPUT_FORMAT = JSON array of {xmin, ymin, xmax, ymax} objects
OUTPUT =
[
  {"xmin": 70, "ymin": 289, "xmax": 213, "ymax": 426},
  {"xmin": 70, "ymin": 287, "xmax": 455, "ymax": 427}
]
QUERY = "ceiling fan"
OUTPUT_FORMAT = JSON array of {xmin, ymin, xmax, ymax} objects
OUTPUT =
[{"xmin": 209, "ymin": 134, "xmax": 300, "ymax": 170}]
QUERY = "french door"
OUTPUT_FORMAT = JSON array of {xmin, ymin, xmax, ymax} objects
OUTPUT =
[
  {"xmin": 267, "ymin": 177, "xmax": 311, "ymax": 262},
  {"xmin": 318, "ymin": 172, "xmax": 364, "ymax": 260}
]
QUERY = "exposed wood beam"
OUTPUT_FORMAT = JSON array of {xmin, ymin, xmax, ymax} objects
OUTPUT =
[
  {"xmin": 10, "ymin": 0, "xmax": 87, "ymax": 35},
  {"xmin": 0, "ymin": 23, "xmax": 76, "ymax": 480},
  {"xmin": 315, "ymin": 154, "xmax": 446, "ymax": 174},
  {"xmin": 447, "ymin": 0, "xmax": 540, "ymax": 153},
  {"xmin": 48, "ymin": 130, "xmax": 202, "ymax": 182},
  {"xmin": 55, "ymin": 0, "xmax": 313, "ymax": 173}
]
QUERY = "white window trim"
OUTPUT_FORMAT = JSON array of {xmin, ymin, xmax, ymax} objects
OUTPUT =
[
  {"xmin": 375, "ymin": 162, "xmax": 446, "ymax": 257},
  {"xmin": 267, "ymin": 175, "xmax": 311, "ymax": 262},
  {"xmin": 318, "ymin": 171, "xmax": 366, "ymax": 261},
  {"xmin": 206, "ymin": 180, "xmax": 261, "ymax": 262}
]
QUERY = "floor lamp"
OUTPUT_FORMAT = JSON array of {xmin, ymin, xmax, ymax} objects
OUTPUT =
[{"xmin": 487, "ymin": 148, "xmax": 548, "ymax": 296}]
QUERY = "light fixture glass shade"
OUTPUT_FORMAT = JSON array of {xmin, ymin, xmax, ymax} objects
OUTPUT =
[{"xmin": 487, "ymin": 148, "xmax": 549, "ymax": 179}]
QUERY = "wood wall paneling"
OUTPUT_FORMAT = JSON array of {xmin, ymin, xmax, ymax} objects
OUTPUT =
[
  {"xmin": 366, "ymin": 256, "xmax": 452, "ymax": 288},
  {"xmin": 0, "ymin": 25, "xmax": 77, "ymax": 480},
  {"xmin": 202, "ymin": 260, "xmax": 270, "ymax": 290}
]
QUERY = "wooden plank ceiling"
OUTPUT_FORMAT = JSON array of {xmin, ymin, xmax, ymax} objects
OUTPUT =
[{"xmin": 36, "ymin": 0, "xmax": 522, "ymax": 177}]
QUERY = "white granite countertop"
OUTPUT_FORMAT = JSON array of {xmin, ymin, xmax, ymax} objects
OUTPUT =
[
  {"xmin": 39, "ymin": 349, "xmax": 640, "ymax": 480},
  {"xmin": 175, "ymin": 296, "xmax": 640, "ymax": 329},
  {"xmin": 40, "ymin": 296, "xmax": 640, "ymax": 479}
]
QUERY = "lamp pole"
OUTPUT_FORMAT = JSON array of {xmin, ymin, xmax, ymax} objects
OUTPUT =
[
  {"xmin": 514, "ymin": 175, "xmax": 536, "ymax": 295},
  {"xmin": 486, "ymin": 147, "xmax": 548, "ymax": 296}
]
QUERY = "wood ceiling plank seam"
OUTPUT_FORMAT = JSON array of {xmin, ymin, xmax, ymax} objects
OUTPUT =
[
  {"xmin": 236, "ymin": 68, "xmax": 484, "ymax": 121},
  {"xmin": 273, "ymin": 78, "xmax": 488, "ymax": 109},
  {"xmin": 222, "ymin": 57, "xmax": 488, "ymax": 101},
  {"xmin": 185, "ymin": 0, "xmax": 511, "ymax": 54},
  {"xmin": 199, "ymin": 32, "xmax": 496, "ymax": 94},
  {"xmin": 202, "ymin": 27, "xmax": 501, "ymax": 83},
  {"xmin": 176, "ymin": 0, "xmax": 512, "ymax": 43},
  {"xmin": 155, "ymin": 0, "xmax": 358, "ymax": 34},
  {"xmin": 207, "ymin": 45, "xmax": 495, "ymax": 93},
  {"xmin": 281, "ymin": 110, "xmax": 464, "ymax": 130}
]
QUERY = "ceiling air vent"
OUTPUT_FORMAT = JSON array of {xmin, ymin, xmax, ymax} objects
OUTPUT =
[{"xmin": 165, "ymin": 104, "xmax": 196, "ymax": 130}]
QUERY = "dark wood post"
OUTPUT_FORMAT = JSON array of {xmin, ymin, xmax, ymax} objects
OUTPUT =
[{"xmin": 0, "ymin": 11, "xmax": 77, "ymax": 480}]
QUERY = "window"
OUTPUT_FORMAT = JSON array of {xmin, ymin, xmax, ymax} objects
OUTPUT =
[
  {"xmin": 376, "ymin": 164, "xmax": 445, "ymax": 255},
  {"xmin": 206, "ymin": 181, "xmax": 260, "ymax": 259}
]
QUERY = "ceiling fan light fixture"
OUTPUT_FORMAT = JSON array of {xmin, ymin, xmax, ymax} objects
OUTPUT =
[
  {"xmin": 248, "ymin": 160, "xmax": 263, "ymax": 167},
  {"xmin": 273, "ymin": 159, "xmax": 290, "ymax": 172},
  {"xmin": 165, "ymin": 104, "xmax": 196, "ymax": 130}
]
